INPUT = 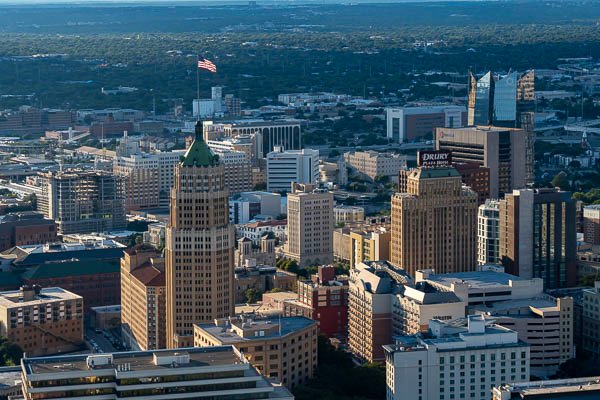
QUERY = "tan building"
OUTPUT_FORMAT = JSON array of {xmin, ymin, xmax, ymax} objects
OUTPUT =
[
  {"xmin": 344, "ymin": 150, "xmax": 407, "ymax": 181},
  {"xmin": 194, "ymin": 316, "xmax": 318, "ymax": 389},
  {"xmin": 391, "ymin": 167, "xmax": 478, "ymax": 276},
  {"xmin": 165, "ymin": 121, "xmax": 235, "ymax": 348},
  {"xmin": 120, "ymin": 245, "xmax": 166, "ymax": 351},
  {"xmin": 113, "ymin": 154, "xmax": 161, "ymax": 212},
  {"xmin": 349, "ymin": 227, "xmax": 391, "ymax": 268},
  {"xmin": 334, "ymin": 205, "xmax": 365, "ymax": 225},
  {"xmin": 0, "ymin": 286, "xmax": 83, "ymax": 357},
  {"xmin": 284, "ymin": 183, "xmax": 333, "ymax": 267},
  {"xmin": 584, "ymin": 205, "xmax": 600, "ymax": 245},
  {"xmin": 348, "ymin": 261, "xmax": 411, "ymax": 363},
  {"xmin": 436, "ymin": 126, "xmax": 531, "ymax": 198}
]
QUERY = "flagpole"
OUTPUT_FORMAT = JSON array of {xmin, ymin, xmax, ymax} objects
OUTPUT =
[{"xmin": 196, "ymin": 55, "xmax": 200, "ymax": 121}]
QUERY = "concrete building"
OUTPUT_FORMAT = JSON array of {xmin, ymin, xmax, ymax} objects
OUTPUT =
[
  {"xmin": 499, "ymin": 188, "xmax": 577, "ymax": 289},
  {"xmin": 319, "ymin": 157, "xmax": 348, "ymax": 186},
  {"xmin": 0, "ymin": 366, "xmax": 22, "ymax": 399},
  {"xmin": 113, "ymin": 153, "xmax": 161, "ymax": 211},
  {"xmin": 238, "ymin": 220, "xmax": 287, "ymax": 245},
  {"xmin": 37, "ymin": 170, "xmax": 126, "ymax": 234},
  {"xmin": 120, "ymin": 245, "xmax": 166, "ymax": 351},
  {"xmin": 0, "ymin": 286, "xmax": 83, "ymax": 357},
  {"xmin": 584, "ymin": 204, "xmax": 600, "ymax": 245},
  {"xmin": 583, "ymin": 281, "xmax": 600, "ymax": 360},
  {"xmin": 283, "ymin": 183, "xmax": 333, "ymax": 267},
  {"xmin": 384, "ymin": 315, "xmax": 530, "ymax": 400},
  {"xmin": 209, "ymin": 147, "xmax": 253, "ymax": 195},
  {"xmin": 165, "ymin": 121, "xmax": 235, "ymax": 348},
  {"xmin": 283, "ymin": 265, "xmax": 349, "ymax": 338},
  {"xmin": 267, "ymin": 148, "xmax": 319, "ymax": 193},
  {"xmin": 234, "ymin": 263, "xmax": 297, "ymax": 304},
  {"xmin": 391, "ymin": 167, "xmax": 478, "ymax": 276},
  {"xmin": 229, "ymin": 191, "xmax": 282, "ymax": 225},
  {"xmin": 386, "ymin": 105, "xmax": 466, "ymax": 143},
  {"xmin": 349, "ymin": 226, "xmax": 391, "ymax": 268},
  {"xmin": 0, "ymin": 212, "xmax": 57, "ymax": 252},
  {"xmin": 454, "ymin": 162, "xmax": 491, "ymax": 205},
  {"xmin": 194, "ymin": 316, "xmax": 318, "ymax": 389},
  {"xmin": 478, "ymin": 200, "xmax": 501, "ymax": 266},
  {"xmin": 493, "ymin": 376, "xmax": 600, "ymax": 399},
  {"xmin": 436, "ymin": 126, "xmax": 532, "ymax": 198},
  {"xmin": 348, "ymin": 261, "xmax": 412, "ymax": 363},
  {"xmin": 344, "ymin": 150, "xmax": 407, "ymax": 182},
  {"xmin": 333, "ymin": 205, "xmax": 365, "ymax": 224},
  {"xmin": 20, "ymin": 346, "xmax": 294, "ymax": 400}
]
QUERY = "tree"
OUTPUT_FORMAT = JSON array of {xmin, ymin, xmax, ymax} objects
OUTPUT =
[
  {"xmin": 0, "ymin": 337, "xmax": 23, "ymax": 366},
  {"xmin": 245, "ymin": 288, "xmax": 261, "ymax": 304},
  {"xmin": 551, "ymin": 171, "xmax": 569, "ymax": 190}
]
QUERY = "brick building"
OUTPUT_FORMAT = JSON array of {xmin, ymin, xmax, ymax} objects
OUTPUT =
[{"xmin": 0, "ymin": 212, "xmax": 57, "ymax": 252}]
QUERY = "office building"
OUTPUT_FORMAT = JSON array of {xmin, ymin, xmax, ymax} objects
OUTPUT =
[
  {"xmin": 283, "ymin": 183, "xmax": 333, "ymax": 267},
  {"xmin": 584, "ymin": 204, "xmax": 600, "ymax": 245},
  {"xmin": 0, "ymin": 212, "xmax": 57, "ymax": 252},
  {"xmin": 194, "ymin": 316, "xmax": 317, "ymax": 389},
  {"xmin": 493, "ymin": 376, "xmax": 600, "ymax": 399},
  {"xmin": 583, "ymin": 281, "xmax": 600, "ymax": 360},
  {"xmin": 113, "ymin": 153, "xmax": 161, "ymax": 211},
  {"xmin": 229, "ymin": 191, "xmax": 282, "ymax": 225},
  {"xmin": 319, "ymin": 157, "xmax": 348, "ymax": 186},
  {"xmin": 391, "ymin": 167, "xmax": 478, "ymax": 276},
  {"xmin": 333, "ymin": 205, "xmax": 364, "ymax": 224},
  {"xmin": 454, "ymin": 162, "xmax": 490, "ymax": 205},
  {"xmin": 499, "ymin": 188, "xmax": 577, "ymax": 288},
  {"xmin": 478, "ymin": 200, "xmax": 501, "ymax": 266},
  {"xmin": 384, "ymin": 315, "xmax": 530, "ymax": 400},
  {"xmin": 267, "ymin": 148, "xmax": 319, "ymax": 193},
  {"xmin": 0, "ymin": 286, "xmax": 83, "ymax": 357},
  {"xmin": 348, "ymin": 261, "xmax": 411, "ymax": 363},
  {"xmin": 386, "ymin": 105, "xmax": 466, "ymax": 143},
  {"xmin": 436, "ymin": 126, "xmax": 531, "ymax": 198},
  {"xmin": 349, "ymin": 226, "xmax": 391, "ymax": 268},
  {"xmin": 120, "ymin": 245, "xmax": 166, "ymax": 351},
  {"xmin": 165, "ymin": 121, "xmax": 235, "ymax": 348},
  {"xmin": 209, "ymin": 147, "xmax": 253, "ymax": 195},
  {"xmin": 37, "ymin": 170, "xmax": 126, "ymax": 234},
  {"xmin": 20, "ymin": 346, "xmax": 294, "ymax": 400},
  {"xmin": 344, "ymin": 150, "xmax": 408, "ymax": 182},
  {"xmin": 283, "ymin": 265, "xmax": 349, "ymax": 338}
]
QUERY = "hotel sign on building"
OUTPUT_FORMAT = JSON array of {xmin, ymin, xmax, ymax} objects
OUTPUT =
[{"xmin": 418, "ymin": 150, "xmax": 452, "ymax": 168}]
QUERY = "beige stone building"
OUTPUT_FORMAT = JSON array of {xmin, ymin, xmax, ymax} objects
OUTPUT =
[
  {"xmin": 391, "ymin": 167, "xmax": 478, "ymax": 276},
  {"xmin": 120, "ymin": 245, "xmax": 166, "ymax": 351},
  {"xmin": 165, "ymin": 121, "xmax": 235, "ymax": 348},
  {"xmin": 113, "ymin": 154, "xmax": 161, "ymax": 212},
  {"xmin": 284, "ymin": 183, "xmax": 333, "ymax": 267},
  {"xmin": 0, "ymin": 286, "xmax": 83, "ymax": 357},
  {"xmin": 194, "ymin": 316, "xmax": 318, "ymax": 389},
  {"xmin": 344, "ymin": 150, "xmax": 407, "ymax": 181},
  {"xmin": 349, "ymin": 227, "xmax": 391, "ymax": 268}
]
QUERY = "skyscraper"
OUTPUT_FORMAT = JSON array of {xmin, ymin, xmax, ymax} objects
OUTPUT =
[
  {"xmin": 391, "ymin": 166, "xmax": 478, "ymax": 276},
  {"xmin": 165, "ymin": 121, "xmax": 235, "ymax": 348},
  {"xmin": 499, "ymin": 188, "xmax": 577, "ymax": 289},
  {"xmin": 477, "ymin": 200, "xmax": 500, "ymax": 265}
]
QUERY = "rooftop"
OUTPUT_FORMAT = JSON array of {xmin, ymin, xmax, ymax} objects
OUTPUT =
[
  {"xmin": 0, "ymin": 287, "xmax": 81, "ymax": 309},
  {"xmin": 425, "ymin": 270, "xmax": 526, "ymax": 289},
  {"xmin": 23, "ymin": 259, "xmax": 120, "ymax": 280},
  {"xmin": 496, "ymin": 376, "xmax": 600, "ymax": 398},
  {"xmin": 181, "ymin": 120, "xmax": 219, "ymax": 167},
  {"xmin": 0, "ymin": 366, "xmax": 21, "ymax": 390}
]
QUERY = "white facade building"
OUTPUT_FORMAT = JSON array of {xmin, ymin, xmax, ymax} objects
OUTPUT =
[
  {"xmin": 478, "ymin": 200, "xmax": 500, "ymax": 265},
  {"xmin": 384, "ymin": 315, "xmax": 530, "ymax": 400},
  {"xmin": 386, "ymin": 105, "xmax": 465, "ymax": 143},
  {"xmin": 229, "ymin": 191, "xmax": 282, "ymax": 224},
  {"xmin": 267, "ymin": 147, "xmax": 320, "ymax": 193}
]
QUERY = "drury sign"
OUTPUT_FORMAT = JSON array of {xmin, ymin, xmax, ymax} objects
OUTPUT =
[{"xmin": 418, "ymin": 150, "xmax": 452, "ymax": 168}]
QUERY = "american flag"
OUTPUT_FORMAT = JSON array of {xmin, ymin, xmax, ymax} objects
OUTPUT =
[{"xmin": 197, "ymin": 56, "xmax": 217, "ymax": 73}]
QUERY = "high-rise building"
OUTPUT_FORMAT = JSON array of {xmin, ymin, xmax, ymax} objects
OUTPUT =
[
  {"xmin": 454, "ymin": 162, "xmax": 491, "ymax": 205},
  {"xmin": 267, "ymin": 148, "xmax": 319, "ymax": 193},
  {"xmin": 165, "ymin": 121, "xmax": 235, "ymax": 348},
  {"xmin": 113, "ymin": 153, "xmax": 161, "ymax": 211},
  {"xmin": 391, "ymin": 167, "xmax": 478, "ymax": 276},
  {"xmin": 120, "ymin": 245, "xmax": 166, "ymax": 351},
  {"xmin": 0, "ymin": 286, "xmax": 83, "ymax": 357},
  {"xmin": 20, "ymin": 346, "xmax": 294, "ymax": 400},
  {"xmin": 478, "ymin": 200, "xmax": 501, "ymax": 265},
  {"xmin": 283, "ymin": 183, "xmax": 333, "ymax": 267},
  {"xmin": 436, "ymin": 126, "xmax": 531, "ymax": 197},
  {"xmin": 208, "ymin": 147, "xmax": 253, "ymax": 195},
  {"xmin": 386, "ymin": 105, "xmax": 466, "ymax": 143},
  {"xmin": 348, "ymin": 261, "xmax": 412, "ymax": 363},
  {"xmin": 384, "ymin": 315, "xmax": 530, "ymax": 400},
  {"xmin": 584, "ymin": 204, "xmax": 600, "ymax": 245},
  {"xmin": 499, "ymin": 188, "xmax": 577, "ymax": 288},
  {"xmin": 37, "ymin": 170, "xmax": 126, "ymax": 234},
  {"xmin": 194, "ymin": 316, "xmax": 318, "ymax": 389}
]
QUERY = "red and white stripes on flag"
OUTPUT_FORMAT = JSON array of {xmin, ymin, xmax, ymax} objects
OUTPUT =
[{"xmin": 198, "ymin": 56, "xmax": 217, "ymax": 73}]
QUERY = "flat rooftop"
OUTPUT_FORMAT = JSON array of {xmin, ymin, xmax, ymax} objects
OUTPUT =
[
  {"xmin": 0, "ymin": 287, "xmax": 81, "ymax": 309},
  {"xmin": 0, "ymin": 367, "xmax": 21, "ymax": 390},
  {"xmin": 426, "ymin": 270, "xmax": 525, "ymax": 289},
  {"xmin": 24, "ymin": 346, "xmax": 243, "ymax": 376},
  {"xmin": 499, "ymin": 376, "xmax": 600, "ymax": 398},
  {"xmin": 196, "ymin": 317, "xmax": 315, "ymax": 344}
]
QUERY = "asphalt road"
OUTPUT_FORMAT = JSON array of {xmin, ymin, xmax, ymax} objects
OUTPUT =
[{"xmin": 85, "ymin": 327, "xmax": 118, "ymax": 353}]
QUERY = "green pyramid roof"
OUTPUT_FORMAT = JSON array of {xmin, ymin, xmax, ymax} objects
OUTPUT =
[{"xmin": 181, "ymin": 120, "xmax": 219, "ymax": 167}]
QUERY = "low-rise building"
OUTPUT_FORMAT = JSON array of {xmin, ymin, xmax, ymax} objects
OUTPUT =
[
  {"xmin": 230, "ymin": 191, "xmax": 282, "ymax": 224},
  {"xmin": 384, "ymin": 315, "xmax": 530, "ymax": 400},
  {"xmin": 0, "ymin": 212, "xmax": 57, "ymax": 252},
  {"xmin": 344, "ymin": 150, "xmax": 407, "ymax": 182},
  {"xmin": 0, "ymin": 286, "xmax": 83, "ymax": 357},
  {"xmin": 194, "ymin": 316, "xmax": 318, "ymax": 389},
  {"xmin": 493, "ymin": 376, "xmax": 600, "ymax": 399},
  {"xmin": 267, "ymin": 148, "xmax": 319, "ymax": 193},
  {"xmin": 349, "ymin": 226, "xmax": 391, "ymax": 268},
  {"xmin": 234, "ymin": 264, "xmax": 297, "ymax": 304},
  {"xmin": 238, "ymin": 220, "xmax": 287, "ymax": 245},
  {"xmin": 333, "ymin": 205, "xmax": 364, "ymax": 224},
  {"xmin": 20, "ymin": 346, "xmax": 294, "ymax": 400}
]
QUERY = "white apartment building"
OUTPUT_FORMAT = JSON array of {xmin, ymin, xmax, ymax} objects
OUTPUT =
[
  {"xmin": 334, "ymin": 205, "xmax": 365, "ymax": 224},
  {"xmin": 384, "ymin": 315, "xmax": 530, "ymax": 400},
  {"xmin": 267, "ymin": 147, "xmax": 320, "ymax": 193},
  {"xmin": 478, "ymin": 200, "xmax": 500, "ymax": 265},
  {"xmin": 229, "ymin": 191, "xmax": 282, "ymax": 224},
  {"xmin": 344, "ymin": 150, "xmax": 407, "ymax": 181}
]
